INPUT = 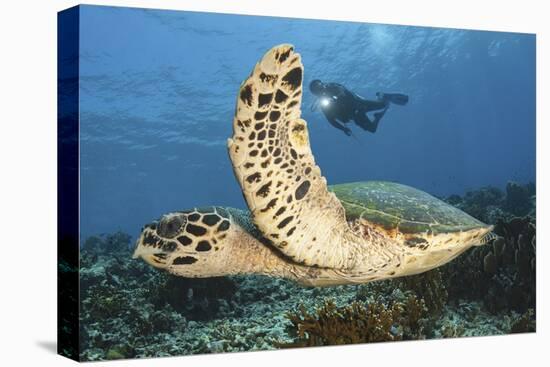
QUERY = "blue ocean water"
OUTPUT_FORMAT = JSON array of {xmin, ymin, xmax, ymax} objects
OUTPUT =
[{"xmin": 76, "ymin": 5, "xmax": 536, "ymax": 241}]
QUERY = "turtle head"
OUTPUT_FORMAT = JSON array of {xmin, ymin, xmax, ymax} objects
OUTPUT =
[
  {"xmin": 133, "ymin": 207, "xmax": 236, "ymax": 276},
  {"xmin": 133, "ymin": 207, "xmax": 271, "ymax": 278},
  {"xmin": 393, "ymin": 225, "xmax": 495, "ymax": 277}
]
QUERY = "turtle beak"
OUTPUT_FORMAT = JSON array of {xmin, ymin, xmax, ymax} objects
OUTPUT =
[
  {"xmin": 473, "ymin": 226, "xmax": 496, "ymax": 246},
  {"xmin": 132, "ymin": 224, "xmax": 172, "ymax": 269},
  {"xmin": 132, "ymin": 222, "xmax": 155, "ymax": 259}
]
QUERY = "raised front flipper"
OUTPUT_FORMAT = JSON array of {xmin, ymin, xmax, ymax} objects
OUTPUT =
[{"xmin": 228, "ymin": 44, "xmax": 361, "ymax": 269}]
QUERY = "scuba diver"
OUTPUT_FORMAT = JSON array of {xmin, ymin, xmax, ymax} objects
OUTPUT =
[{"xmin": 309, "ymin": 79, "xmax": 409, "ymax": 136}]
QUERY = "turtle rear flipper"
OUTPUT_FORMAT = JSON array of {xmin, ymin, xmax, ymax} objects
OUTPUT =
[{"xmin": 228, "ymin": 44, "xmax": 361, "ymax": 269}]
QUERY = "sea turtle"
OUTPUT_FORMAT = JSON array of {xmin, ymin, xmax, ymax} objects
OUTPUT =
[{"xmin": 132, "ymin": 44, "xmax": 494, "ymax": 286}]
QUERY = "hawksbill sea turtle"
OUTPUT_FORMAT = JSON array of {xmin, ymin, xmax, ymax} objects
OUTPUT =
[{"xmin": 132, "ymin": 44, "xmax": 494, "ymax": 286}]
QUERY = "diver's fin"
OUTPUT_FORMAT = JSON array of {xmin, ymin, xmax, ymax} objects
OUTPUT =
[{"xmin": 379, "ymin": 92, "xmax": 409, "ymax": 106}]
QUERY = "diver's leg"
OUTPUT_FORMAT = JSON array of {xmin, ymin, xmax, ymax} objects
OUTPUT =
[
  {"xmin": 354, "ymin": 109, "xmax": 378, "ymax": 133},
  {"xmin": 327, "ymin": 115, "xmax": 352, "ymax": 136},
  {"xmin": 360, "ymin": 98, "xmax": 388, "ymax": 112},
  {"xmin": 373, "ymin": 106, "xmax": 388, "ymax": 121}
]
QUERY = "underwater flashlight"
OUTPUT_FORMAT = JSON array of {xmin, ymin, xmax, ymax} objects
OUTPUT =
[{"xmin": 320, "ymin": 97, "xmax": 331, "ymax": 107}]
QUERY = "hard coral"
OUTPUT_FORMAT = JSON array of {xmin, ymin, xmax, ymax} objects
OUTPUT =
[
  {"xmin": 458, "ymin": 186, "xmax": 504, "ymax": 222},
  {"xmin": 281, "ymin": 296, "xmax": 427, "ymax": 347},
  {"xmin": 510, "ymin": 308, "xmax": 536, "ymax": 333},
  {"xmin": 397, "ymin": 269, "xmax": 448, "ymax": 315},
  {"xmin": 504, "ymin": 182, "xmax": 535, "ymax": 216},
  {"xmin": 441, "ymin": 215, "xmax": 535, "ymax": 313}
]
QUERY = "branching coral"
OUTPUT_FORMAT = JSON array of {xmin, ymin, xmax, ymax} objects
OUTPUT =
[
  {"xmin": 397, "ymin": 269, "xmax": 448, "ymax": 315},
  {"xmin": 510, "ymin": 308, "xmax": 536, "ymax": 333},
  {"xmin": 282, "ymin": 300, "xmax": 400, "ymax": 347},
  {"xmin": 281, "ymin": 296, "xmax": 428, "ymax": 347},
  {"xmin": 441, "ymin": 215, "xmax": 536, "ymax": 313},
  {"xmin": 493, "ymin": 216, "xmax": 536, "ymax": 280},
  {"xmin": 355, "ymin": 268, "xmax": 447, "ymax": 317}
]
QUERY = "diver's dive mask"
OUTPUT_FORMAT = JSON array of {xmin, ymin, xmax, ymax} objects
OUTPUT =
[{"xmin": 309, "ymin": 79, "xmax": 325, "ymax": 95}]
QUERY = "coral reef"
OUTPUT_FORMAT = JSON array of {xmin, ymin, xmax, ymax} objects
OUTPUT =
[
  {"xmin": 447, "ymin": 181, "xmax": 535, "ymax": 224},
  {"xmin": 281, "ymin": 298, "xmax": 424, "ymax": 347},
  {"xmin": 79, "ymin": 232, "xmax": 240, "ymax": 360},
  {"xmin": 441, "ymin": 214, "xmax": 535, "ymax": 314},
  {"xmin": 459, "ymin": 186, "xmax": 504, "ymax": 223},
  {"xmin": 78, "ymin": 181, "xmax": 536, "ymax": 360},
  {"xmin": 504, "ymin": 182, "xmax": 536, "ymax": 217},
  {"xmin": 397, "ymin": 269, "xmax": 448, "ymax": 316},
  {"xmin": 509, "ymin": 309, "xmax": 536, "ymax": 334},
  {"xmin": 82, "ymin": 231, "xmax": 132, "ymax": 255}
]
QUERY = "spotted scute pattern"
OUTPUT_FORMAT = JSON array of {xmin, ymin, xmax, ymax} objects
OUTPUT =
[{"xmin": 228, "ymin": 44, "xmax": 358, "ymax": 269}]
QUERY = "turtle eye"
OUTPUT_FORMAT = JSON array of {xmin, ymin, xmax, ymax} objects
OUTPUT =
[{"xmin": 157, "ymin": 214, "xmax": 186, "ymax": 238}]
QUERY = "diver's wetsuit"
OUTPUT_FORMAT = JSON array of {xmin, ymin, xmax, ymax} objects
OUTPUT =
[{"xmin": 316, "ymin": 82, "xmax": 389, "ymax": 135}]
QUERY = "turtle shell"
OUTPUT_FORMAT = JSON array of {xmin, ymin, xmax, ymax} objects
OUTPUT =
[{"xmin": 330, "ymin": 181, "xmax": 489, "ymax": 235}]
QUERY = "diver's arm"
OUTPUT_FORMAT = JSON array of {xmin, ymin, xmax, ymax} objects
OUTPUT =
[{"xmin": 326, "ymin": 114, "xmax": 352, "ymax": 136}]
